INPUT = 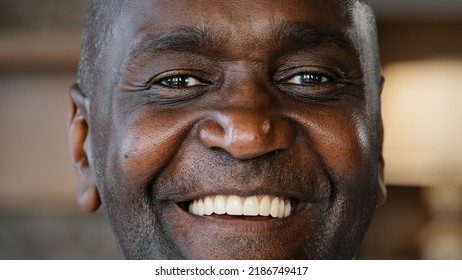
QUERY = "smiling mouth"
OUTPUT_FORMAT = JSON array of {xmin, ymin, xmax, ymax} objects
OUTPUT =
[{"xmin": 184, "ymin": 195, "xmax": 296, "ymax": 218}]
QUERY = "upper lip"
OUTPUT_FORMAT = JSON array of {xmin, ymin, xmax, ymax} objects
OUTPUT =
[{"xmin": 157, "ymin": 182, "xmax": 329, "ymax": 205}]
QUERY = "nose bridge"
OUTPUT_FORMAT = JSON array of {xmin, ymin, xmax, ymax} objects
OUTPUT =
[{"xmin": 225, "ymin": 69, "xmax": 273, "ymax": 108}]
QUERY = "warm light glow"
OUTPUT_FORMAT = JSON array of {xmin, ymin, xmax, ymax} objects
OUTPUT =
[{"xmin": 382, "ymin": 59, "xmax": 462, "ymax": 187}]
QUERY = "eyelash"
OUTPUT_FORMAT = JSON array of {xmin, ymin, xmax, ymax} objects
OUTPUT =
[
  {"xmin": 282, "ymin": 72, "xmax": 331, "ymax": 86},
  {"xmin": 143, "ymin": 72, "xmax": 212, "ymax": 105},
  {"xmin": 274, "ymin": 67, "xmax": 350, "ymax": 101},
  {"xmin": 158, "ymin": 75, "xmax": 208, "ymax": 88}
]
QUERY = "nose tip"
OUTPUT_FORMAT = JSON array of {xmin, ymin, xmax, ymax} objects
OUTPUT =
[{"xmin": 199, "ymin": 112, "xmax": 295, "ymax": 160}]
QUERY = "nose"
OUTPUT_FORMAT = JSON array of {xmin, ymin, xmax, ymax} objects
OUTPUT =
[{"xmin": 199, "ymin": 109, "xmax": 296, "ymax": 160}]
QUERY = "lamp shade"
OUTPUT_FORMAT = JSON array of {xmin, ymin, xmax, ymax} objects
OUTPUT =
[{"xmin": 382, "ymin": 60, "xmax": 462, "ymax": 187}]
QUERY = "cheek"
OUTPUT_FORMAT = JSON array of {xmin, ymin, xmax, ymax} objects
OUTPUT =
[
  {"xmin": 293, "ymin": 106, "xmax": 371, "ymax": 179},
  {"xmin": 319, "ymin": 118, "xmax": 368, "ymax": 176},
  {"xmin": 109, "ymin": 110, "xmax": 198, "ymax": 190}
]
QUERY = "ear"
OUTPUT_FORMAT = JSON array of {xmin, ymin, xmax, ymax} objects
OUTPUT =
[
  {"xmin": 376, "ymin": 75, "xmax": 387, "ymax": 206},
  {"xmin": 379, "ymin": 75, "xmax": 385, "ymax": 93},
  {"xmin": 376, "ymin": 154, "xmax": 387, "ymax": 206},
  {"xmin": 68, "ymin": 84, "xmax": 101, "ymax": 212}
]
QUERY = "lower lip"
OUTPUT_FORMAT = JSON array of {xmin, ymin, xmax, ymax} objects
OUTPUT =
[
  {"xmin": 204, "ymin": 214, "xmax": 278, "ymax": 221},
  {"xmin": 170, "ymin": 201, "xmax": 307, "ymax": 232}
]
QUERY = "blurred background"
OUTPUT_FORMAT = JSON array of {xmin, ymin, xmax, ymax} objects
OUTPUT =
[{"xmin": 0, "ymin": 0, "xmax": 461, "ymax": 259}]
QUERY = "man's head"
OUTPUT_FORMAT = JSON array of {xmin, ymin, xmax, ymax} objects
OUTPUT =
[{"xmin": 69, "ymin": 0, "xmax": 385, "ymax": 259}]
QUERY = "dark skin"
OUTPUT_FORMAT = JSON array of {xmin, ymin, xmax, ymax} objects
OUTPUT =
[{"xmin": 69, "ymin": 0, "xmax": 386, "ymax": 259}]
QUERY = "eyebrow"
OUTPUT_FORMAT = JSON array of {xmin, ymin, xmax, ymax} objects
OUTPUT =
[
  {"xmin": 127, "ymin": 21, "xmax": 356, "ymax": 60},
  {"xmin": 129, "ymin": 25, "xmax": 230, "ymax": 59},
  {"xmin": 272, "ymin": 21, "xmax": 355, "ymax": 52}
]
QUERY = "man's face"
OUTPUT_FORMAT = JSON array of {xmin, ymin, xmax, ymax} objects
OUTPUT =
[{"xmin": 80, "ymin": 0, "xmax": 384, "ymax": 259}]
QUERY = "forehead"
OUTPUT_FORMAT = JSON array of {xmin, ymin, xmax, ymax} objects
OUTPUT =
[
  {"xmin": 122, "ymin": 0, "xmax": 352, "ymax": 26},
  {"xmin": 114, "ymin": 0, "xmax": 357, "ymax": 48}
]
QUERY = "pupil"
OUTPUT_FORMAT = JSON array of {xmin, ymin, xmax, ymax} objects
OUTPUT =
[
  {"xmin": 300, "ymin": 73, "xmax": 322, "ymax": 84},
  {"xmin": 166, "ymin": 76, "xmax": 189, "ymax": 87}
]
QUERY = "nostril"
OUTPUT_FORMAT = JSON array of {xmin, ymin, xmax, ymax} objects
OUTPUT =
[{"xmin": 209, "ymin": 147, "xmax": 227, "ymax": 154}]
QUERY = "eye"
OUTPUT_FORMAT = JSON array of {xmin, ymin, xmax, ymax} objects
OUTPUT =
[
  {"xmin": 284, "ymin": 72, "xmax": 330, "ymax": 85},
  {"xmin": 159, "ymin": 76, "xmax": 205, "ymax": 88},
  {"xmin": 144, "ymin": 72, "xmax": 213, "ymax": 105}
]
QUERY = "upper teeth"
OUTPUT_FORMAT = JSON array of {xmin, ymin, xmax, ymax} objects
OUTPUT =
[{"xmin": 188, "ymin": 195, "xmax": 292, "ymax": 218}]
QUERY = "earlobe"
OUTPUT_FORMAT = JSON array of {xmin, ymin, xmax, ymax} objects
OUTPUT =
[
  {"xmin": 68, "ymin": 84, "xmax": 101, "ymax": 212},
  {"xmin": 376, "ymin": 155, "xmax": 387, "ymax": 206},
  {"xmin": 376, "ymin": 109, "xmax": 387, "ymax": 206},
  {"xmin": 379, "ymin": 75, "xmax": 385, "ymax": 94}
]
